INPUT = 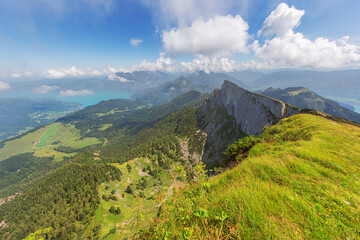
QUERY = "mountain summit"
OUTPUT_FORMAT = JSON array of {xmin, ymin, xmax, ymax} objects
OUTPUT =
[{"xmin": 198, "ymin": 81, "xmax": 300, "ymax": 166}]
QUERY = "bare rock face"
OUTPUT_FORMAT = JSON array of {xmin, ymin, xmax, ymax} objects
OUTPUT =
[{"xmin": 197, "ymin": 80, "xmax": 300, "ymax": 167}]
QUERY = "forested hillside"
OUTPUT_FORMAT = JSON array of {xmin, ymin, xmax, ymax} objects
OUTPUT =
[{"xmin": 0, "ymin": 91, "xmax": 209, "ymax": 239}]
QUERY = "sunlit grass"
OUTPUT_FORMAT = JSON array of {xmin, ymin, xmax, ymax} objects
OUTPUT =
[
  {"xmin": 143, "ymin": 114, "xmax": 360, "ymax": 239},
  {"xmin": 0, "ymin": 123, "xmax": 101, "ymax": 162},
  {"xmin": 83, "ymin": 158, "xmax": 175, "ymax": 239}
]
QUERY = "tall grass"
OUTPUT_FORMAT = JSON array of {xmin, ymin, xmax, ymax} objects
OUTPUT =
[{"xmin": 141, "ymin": 114, "xmax": 360, "ymax": 239}]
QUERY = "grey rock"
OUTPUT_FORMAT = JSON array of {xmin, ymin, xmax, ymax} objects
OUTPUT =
[{"xmin": 197, "ymin": 80, "xmax": 300, "ymax": 167}]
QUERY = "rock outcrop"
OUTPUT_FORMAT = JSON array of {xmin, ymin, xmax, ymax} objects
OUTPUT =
[{"xmin": 197, "ymin": 80, "xmax": 300, "ymax": 167}]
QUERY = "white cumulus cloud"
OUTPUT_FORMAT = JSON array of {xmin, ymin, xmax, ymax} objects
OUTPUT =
[
  {"xmin": 0, "ymin": 81, "xmax": 11, "ymax": 91},
  {"xmin": 253, "ymin": 3, "xmax": 360, "ymax": 69},
  {"xmin": 130, "ymin": 38, "xmax": 143, "ymax": 47},
  {"xmin": 258, "ymin": 3, "xmax": 304, "ymax": 37},
  {"xmin": 11, "ymin": 71, "xmax": 32, "ymax": 78},
  {"xmin": 43, "ymin": 66, "xmax": 85, "ymax": 78},
  {"xmin": 130, "ymin": 52, "xmax": 177, "ymax": 72},
  {"xmin": 162, "ymin": 15, "xmax": 249, "ymax": 56},
  {"xmin": 34, "ymin": 85, "xmax": 59, "ymax": 94},
  {"xmin": 59, "ymin": 89, "xmax": 94, "ymax": 97}
]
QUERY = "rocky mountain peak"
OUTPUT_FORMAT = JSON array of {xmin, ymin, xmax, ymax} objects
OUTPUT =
[
  {"xmin": 197, "ymin": 81, "xmax": 300, "ymax": 166},
  {"xmin": 202, "ymin": 80, "xmax": 299, "ymax": 136}
]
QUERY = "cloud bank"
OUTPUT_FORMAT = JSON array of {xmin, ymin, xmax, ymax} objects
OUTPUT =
[
  {"xmin": 59, "ymin": 89, "xmax": 94, "ymax": 97},
  {"xmin": 43, "ymin": 66, "xmax": 85, "ymax": 78},
  {"xmin": 11, "ymin": 71, "xmax": 32, "ymax": 78},
  {"xmin": 35, "ymin": 85, "xmax": 59, "ymax": 94}
]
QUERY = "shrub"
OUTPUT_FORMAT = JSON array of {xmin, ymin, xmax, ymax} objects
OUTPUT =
[
  {"xmin": 125, "ymin": 185, "xmax": 133, "ymax": 194},
  {"xmin": 102, "ymin": 194, "xmax": 109, "ymax": 201},
  {"xmin": 109, "ymin": 206, "xmax": 116, "ymax": 213},
  {"xmin": 224, "ymin": 135, "xmax": 260, "ymax": 163},
  {"xmin": 115, "ymin": 207, "xmax": 121, "ymax": 215},
  {"xmin": 109, "ymin": 194, "xmax": 117, "ymax": 201},
  {"xmin": 126, "ymin": 163, "xmax": 132, "ymax": 173},
  {"xmin": 139, "ymin": 192, "xmax": 146, "ymax": 198}
]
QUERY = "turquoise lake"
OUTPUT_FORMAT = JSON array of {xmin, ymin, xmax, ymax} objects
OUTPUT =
[
  {"xmin": 0, "ymin": 90, "xmax": 132, "ymax": 107},
  {"xmin": 354, "ymin": 106, "xmax": 360, "ymax": 114}
]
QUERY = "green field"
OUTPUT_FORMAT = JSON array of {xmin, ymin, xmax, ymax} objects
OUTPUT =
[
  {"xmin": 82, "ymin": 157, "xmax": 175, "ymax": 239},
  {"xmin": 0, "ymin": 123, "xmax": 101, "ymax": 162},
  {"xmin": 0, "ymin": 125, "xmax": 53, "ymax": 161},
  {"xmin": 143, "ymin": 114, "xmax": 360, "ymax": 239},
  {"xmin": 35, "ymin": 125, "xmax": 58, "ymax": 147}
]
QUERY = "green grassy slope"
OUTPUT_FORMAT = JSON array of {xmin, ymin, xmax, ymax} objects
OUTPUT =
[
  {"xmin": 86, "ymin": 158, "xmax": 176, "ymax": 239},
  {"xmin": 0, "ymin": 122, "xmax": 100, "ymax": 162},
  {"xmin": 143, "ymin": 114, "xmax": 360, "ymax": 239}
]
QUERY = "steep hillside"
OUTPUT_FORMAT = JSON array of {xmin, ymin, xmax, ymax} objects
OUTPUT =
[
  {"xmin": 198, "ymin": 81, "xmax": 300, "ymax": 166},
  {"xmin": 142, "ymin": 113, "xmax": 360, "ymax": 239},
  {"xmin": 260, "ymin": 87, "xmax": 360, "ymax": 123}
]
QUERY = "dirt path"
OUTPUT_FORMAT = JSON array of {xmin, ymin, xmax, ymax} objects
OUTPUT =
[
  {"xmin": 94, "ymin": 150, "xmax": 101, "ymax": 160},
  {"xmin": 136, "ymin": 166, "xmax": 149, "ymax": 177},
  {"xmin": 156, "ymin": 180, "xmax": 185, "ymax": 208},
  {"xmin": 0, "ymin": 192, "xmax": 21, "ymax": 206}
]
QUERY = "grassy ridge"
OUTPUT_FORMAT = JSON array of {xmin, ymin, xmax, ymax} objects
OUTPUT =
[{"xmin": 143, "ymin": 114, "xmax": 360, "ymax": 239}]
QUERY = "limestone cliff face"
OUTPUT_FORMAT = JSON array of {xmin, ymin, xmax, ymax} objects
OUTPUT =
[{"xmin": 197, "ymin": 81, "xmax": 300, "ymax": 167}]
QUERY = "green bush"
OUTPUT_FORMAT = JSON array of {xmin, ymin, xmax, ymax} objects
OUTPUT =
[
  {"xmin": 108, "ymin": 227, "xmax": 116, "ymax": 234},
  {"xmin": 125, "ymin": 185, "xmax": 133, "ymax": 194},
  {"xmin": 109, "ymin": 206, "xmax": 116, "ymax": 213},
  {"xmin": 224, "ymin": 135, "xmax": 260, "ymax": 163}
]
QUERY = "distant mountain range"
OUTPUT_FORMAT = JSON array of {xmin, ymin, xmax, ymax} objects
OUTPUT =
[
  {"xmin": 7, "ymin": 71, "xmax": 176, "ymax": 93},
  {"xmin": 259, "ymin": 87, "xmax": 360, "ymax": 124},
  {"xmin": 249, "ymin": 70, "xmax": 360, "ymax": 98},
  {"xmin": 137, "ymin": 71, "xmax": 248, "ymax": 105},
  {"xmin": 3, "ymin": 69, "xmax": 360, "ymax": 112}
]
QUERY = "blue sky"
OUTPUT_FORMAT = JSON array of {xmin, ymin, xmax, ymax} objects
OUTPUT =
[{"xmin": 0, "ymin": 0, "xmax": 359, "ymax": 81}]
